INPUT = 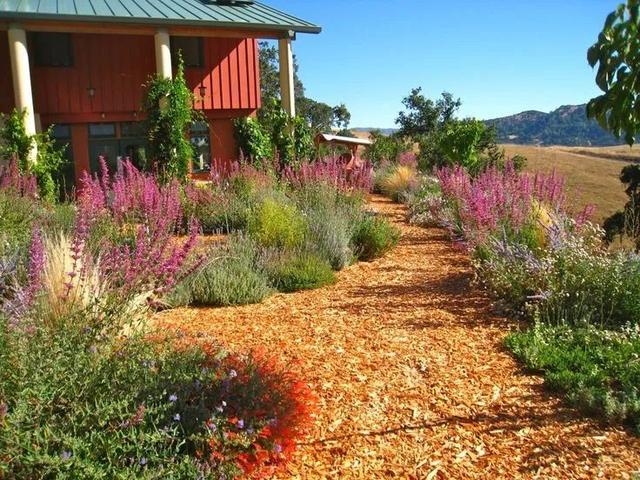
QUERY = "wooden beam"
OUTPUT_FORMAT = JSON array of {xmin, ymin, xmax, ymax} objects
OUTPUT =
[{"xmin": 0, "ymin": 20, "xmax": 288, "ymax": 39}]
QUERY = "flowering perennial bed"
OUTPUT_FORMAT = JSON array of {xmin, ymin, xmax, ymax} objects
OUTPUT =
[{"xmin": 158, "ymin": 195, "xmax": 640, "ymax": 479}]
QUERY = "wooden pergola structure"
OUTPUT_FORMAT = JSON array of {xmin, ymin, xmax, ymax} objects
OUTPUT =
[{"xmin": 314, "ymin": 133, "xmax": 372, "ymax": 156}]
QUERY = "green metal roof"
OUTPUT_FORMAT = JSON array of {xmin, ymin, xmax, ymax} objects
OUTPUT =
[{"xmin": 0, "ymin": 0, "xmax": 321, "ymax": 34}]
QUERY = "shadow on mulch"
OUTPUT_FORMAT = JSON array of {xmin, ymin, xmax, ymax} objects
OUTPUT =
[{"xmin": 345, "ymin": 269, "xmax": 513, "ymax": 331}]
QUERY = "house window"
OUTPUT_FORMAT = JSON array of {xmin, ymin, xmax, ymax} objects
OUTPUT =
[
  {"xmin": 89, "ymin": 123, "xmax": 116, "ymax": 138},
  {"xmin": 120, "ymin": 122, "xmax": 145, "ymax": 138},
  {"xmin": 33, "ymin": 33, "xmax": 73, "ymax": 67},
  {"xmin": 190, "ymin": 121, "xmax": 211, "ymax": 173},
  {"xmin": 171, "ymin": 37, "xmax": 203, "ymax": 68},
  {"xmin": 49, "ymin": 124, "xmax": 74, "ymax": 198}
]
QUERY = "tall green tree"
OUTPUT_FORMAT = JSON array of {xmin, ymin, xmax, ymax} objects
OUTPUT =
[
  {"xmin": 395, "ymin": 88, "xmax": 461, "ymax": 139},
  {"xmin": 258, "ymin": 41, "xmax": 351, "ymax": 133},
  {"xmin": 587, "ymin": 0, "xmax": 640, "ymax": 146},
  {"xmin": 590, "ymin": 1, "xmax": 640, "ymax": 245},
  {"xmin": 258, "ymin": 41, "xmax": 305, "ymax": 105}
]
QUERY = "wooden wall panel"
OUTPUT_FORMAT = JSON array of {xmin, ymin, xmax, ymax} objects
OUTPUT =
[
  {"xmin": 0, "ymin": 32, "xmax": 15, "ymax": 114},
  {"xmin": 2, "ymin": 33, "xmax": 260, "ymax": 118},
  {"xmin": 30, "ymin": 34, "xmax": 154, "ymax": 116}
]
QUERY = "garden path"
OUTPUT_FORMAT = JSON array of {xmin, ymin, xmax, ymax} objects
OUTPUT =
[{"xmin": 158, "ymin": 195, "xmax": 640, "ymax": 479}]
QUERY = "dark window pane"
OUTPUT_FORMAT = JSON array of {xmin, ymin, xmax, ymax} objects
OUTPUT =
[
  {"xmin": 120, "ymin": 121, "xmax": 145, "ymax": 138},
  {"xmin": 171, "ymin": 37, "xmax": 203, "ymax": 68},
  {"xmin": 50, "ymin": 124, "xmax": 71, "ymax": 139},
  {"xmin": 33, "ymin": 33, "xmax": 73, "ymax": 67},
  {"xmin": 190, "ymin": 122, "xmax": 210, "ymax": 173},
  {"xmin": 89, "ymin": 123, "xmax": 116, "ymax": 138},
  {"xmin": 191, "ymin": 121, "xmax": 209, "ymax": 134}
]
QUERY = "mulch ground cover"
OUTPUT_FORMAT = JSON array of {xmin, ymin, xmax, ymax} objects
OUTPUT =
[{"xmin": 156, "ymin": 195, "xmax": 640, "ymax": 479}]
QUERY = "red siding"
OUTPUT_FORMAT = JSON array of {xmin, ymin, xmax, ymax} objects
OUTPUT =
[
  {"xmin": 31, "ymin": 34, "xmax": 155, "ymax": 117},
  {"xmin": 0, "ymin": 32, "xmax": 15, "ymax": 113},
  {"xmin": 23, "ymin": 33, "xmax": 260, "ymax": 119}
]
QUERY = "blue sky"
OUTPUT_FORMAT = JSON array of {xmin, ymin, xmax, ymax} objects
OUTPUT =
[{"xmin": 265, "ymin": 0, "xmax": 620, "ymax": 128}]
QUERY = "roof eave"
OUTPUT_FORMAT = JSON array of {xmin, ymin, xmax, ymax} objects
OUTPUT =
[{"xmin": 0, "ymin": 12, "xmax": 322, "ymax": 35}]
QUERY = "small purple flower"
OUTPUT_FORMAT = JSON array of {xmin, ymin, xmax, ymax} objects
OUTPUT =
[
  {"xmin": 228, "ymin": 369, "xmax": 237, "ymax": 379},
  {"xmin": 61, "ymin": 450, "xmax": 72, "ymax": 461},
  {"xmin": 168, "ymin": 394, "xmax": 178, "ymax": 403},
  {"xmin": 206, "ymin": 421, "xmax": 217, "ymax": 432},
  {"xmin": 274, "ymin": 444, "xmax": 283, "ymax": 454},
  {"xmin": 139, "ymin": 457, "xmax": 148, "ymax": 466},
  {"xmin": 173, "ymin": 413, "xmax": 181, "ymax": 422},
  {"xmin": 237, "ymin": 419, "xmax": 244, "ymax": 429}
]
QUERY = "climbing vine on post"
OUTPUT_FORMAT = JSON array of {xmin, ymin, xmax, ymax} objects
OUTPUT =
[
  {"xmin": 0, "ymin": 109, "xmax": 65, "ymax": 202},
  {"xmin": 144, "ymin": 57, "xmax": 197, "ymax": 182}
]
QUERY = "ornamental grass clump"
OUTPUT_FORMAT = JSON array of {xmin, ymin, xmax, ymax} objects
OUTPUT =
[{"xmin": 375, "ymin": 163, "xmax": 419, "ymax": 202}]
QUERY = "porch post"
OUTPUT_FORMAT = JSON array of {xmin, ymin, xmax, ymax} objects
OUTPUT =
[
  {"xmin": 8, "ymin": 24, "xmax": 37, "ymax": 162},
  {"xmin": 278, "ymin": 34, "xmax": 295, "ymax": 117},
  {"xmin": 154, "ymin": 29, "xmax": 173, "ymax": 79}
]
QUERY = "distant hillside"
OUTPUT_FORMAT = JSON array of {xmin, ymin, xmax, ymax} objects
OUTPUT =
[
  {"xmin": 485, "ymin": 104, "xmax": 623, "ymax": 147},
  {"xmin": 352, "ymin": 127, "xmax": 398, "ymax": 136}
]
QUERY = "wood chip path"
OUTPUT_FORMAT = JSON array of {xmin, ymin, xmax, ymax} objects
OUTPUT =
[{"xmin": 157, "ymin": 195, "xmax": 640, "ymax": 479}]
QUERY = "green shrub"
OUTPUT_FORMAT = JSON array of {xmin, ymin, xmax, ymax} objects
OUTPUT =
[
  {"xmin": 266, "ymin": 252, "xmax": 336, "ymax": 293},
  {"xmin": 352, "ymin": 214, "xmax": 400, "ymax": 261},
  {"xmin": 0, "ymin": 192, "xmax": 75, "ymax": 258},
  {"xmin": 506, "ymin": 323, "xmax": 640, "ymax": 432},
  {"xmin": 168, "ymin": 237, "xmax": 273, "ymax": 307},
  {"xmin": 476, "ymin": 224, "xmax": 640, "ymax": 327},
  {"xmin": 233, "ymin": 116, "xmax": 272, "ymax": 165},
  {"xmin": 294, "ymin": 183, "xmax": 360, "ymax": 270},
  {"xmin": 247, "ymin": 197, "xmax": 306, "ymax": 249},
  {"xmin": 0, "ymin": 109, "xmax": 67, "ymax": 203},
  {"xmin": 0, "ymin": 309, "xmax": 312, "ymax": 478},
  {"xmin": 363, "ymin": 131, "xmax": 411, "ymax": 166}
]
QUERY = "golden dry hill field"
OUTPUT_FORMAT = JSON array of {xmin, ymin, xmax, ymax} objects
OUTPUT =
[{"xmin": 503, "ymin": 144, "xmax": 640, "ymax": 224}]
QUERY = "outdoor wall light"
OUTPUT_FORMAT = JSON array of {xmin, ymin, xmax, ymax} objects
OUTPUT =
[
  {"xmin": 199, "ymin": 85, "xmax": 207, "ymax": 98},
  {"xmin": 87, "ymin": 86, "xmax": 96, "ymax": 98}
]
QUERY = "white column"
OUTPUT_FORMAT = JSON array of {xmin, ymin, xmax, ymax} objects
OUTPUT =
[
  {"xmin": 278, "ymin": 37, "xmax": 295, "ymax": 117},
  {"xmin": 154, "ymin": 29, "xmax": 172, "ymax": 79},
  {"xmin": 8, "ymin": 25, "xmax": 36, "ymax": 138}
]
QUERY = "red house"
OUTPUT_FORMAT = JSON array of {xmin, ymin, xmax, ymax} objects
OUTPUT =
[{"xmin": 0, "ymin": 0, "xmax": 320, "ymax": 184}]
